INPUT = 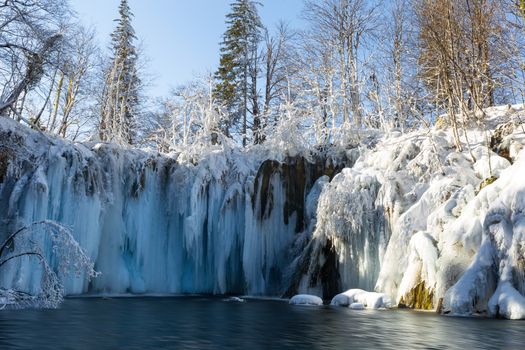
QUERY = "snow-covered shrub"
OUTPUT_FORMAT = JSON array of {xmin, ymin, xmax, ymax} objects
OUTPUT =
[{"xmin": 0, "ymin": 221, "xmax": 98, "ymax": 309}]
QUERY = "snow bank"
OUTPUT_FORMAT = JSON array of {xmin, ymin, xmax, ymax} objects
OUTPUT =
[{"xmin": 289, "ymin": 294, "xmax": 323, "ymax": 306}]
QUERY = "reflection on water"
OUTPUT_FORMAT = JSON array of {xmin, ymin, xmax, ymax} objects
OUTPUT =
[{"xmin": 0, "ymin": 297, "xmax": 523, "ymax": 349}]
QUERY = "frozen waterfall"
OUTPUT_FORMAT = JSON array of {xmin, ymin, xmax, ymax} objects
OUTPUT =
[
  {"xmin": 0, "ymin": 118, "xmax": 350, "ymax": 297},
  {"xmin": 3, "ymin": 106, "xmax": 525, "ymax": 319}
]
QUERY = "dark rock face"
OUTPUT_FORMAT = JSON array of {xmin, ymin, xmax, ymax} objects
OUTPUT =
[
  {"xmin": 282, "ymin": 238, "xmax": 342, "ymax": 300},
  {"xmin": 250, "ymin": 153, "xmax": 354, "ymax": 300},
  {"xmin": 319, "ymin": 239, "xmax": 341, "ymax": 299},
  {"xmin": 251, "ymin": 154, "xmax": 349, "ymax": 299},
  {"xmin": 490, "ymin": 121, "xmax": 516, "ymax": 163},
  {"xmin": 252, "ymin": 156, "xmax": 346, "ymax": 233}
]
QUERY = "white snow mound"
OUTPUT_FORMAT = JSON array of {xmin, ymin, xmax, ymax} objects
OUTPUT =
[
  {"xmin": 349, "ymin": 303, "xmax": 365, "ymax": 310},
  {"xmin": 289, "ymin": 294, "xmax": 323, "ymax": 306},
  {"xmin": 331, "ymin": 289, "xmax": 392, "ymax": 309}
]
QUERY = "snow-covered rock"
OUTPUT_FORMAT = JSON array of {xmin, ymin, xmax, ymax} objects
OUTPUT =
[
  {"xmin": 298, "ymin": 105, "xmax": 525, "ymax": 319},
  {"xmin": 331, "ymin": 289, "xmax": 392, "ymax": 309},
  {"xmin": 330, "ymin": 289, "xmax": 366, "ymax": 306},
  {"xmin": 224, "ymin": 296, "xmax": 246, "ymax": 303},
  {"xmin": 441, "ymin": 150, "xmax": 525, "ymax": 317},
  {"xmin": 349, "ymin": 303, "xmax": 365, "ymax": 310},
  {"xmin": 289, "ymin": 294, "xmax": 323, "ymax": 306}
]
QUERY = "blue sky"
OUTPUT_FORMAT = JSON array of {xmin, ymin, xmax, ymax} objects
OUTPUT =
[{"xmin": 69, "ymin": 0, "xmax": 305, "ymax": 98}]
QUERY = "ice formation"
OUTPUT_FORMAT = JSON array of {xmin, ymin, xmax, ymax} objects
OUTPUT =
[
  {"xmin": 1, "ymin": 104, "xmax": 525, "ymax": 319},
  {"xmin": 288, "ymin": 105, "xmax": 525, "ymax": 319}
]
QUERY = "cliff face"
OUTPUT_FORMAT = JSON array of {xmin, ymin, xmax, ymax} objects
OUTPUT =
[{"xmin": 2, "ymin": 104, "xmax": 525, "ymax": 319}]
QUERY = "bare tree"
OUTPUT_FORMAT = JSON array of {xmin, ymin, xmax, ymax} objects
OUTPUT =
[
  {"xmin": 55, "ymin": 26, "xmax": 99, "ymax": 139},
  {"xmin": 0, "ymin": 34, "xmax": 63, "ymax": 118},
  {"xmin": 0, "ymin": 0, "xmax": 68, "ymax": 121},
  {"xmin": 260, "ymin": 22, "xmax": 295, "ymax": 137},
  {"xmin": 415, "ymin": 0, "xmax": 506, "ymax": 150},
  {"xmin": 293, "ymin": 29, "xmax": 338, "ymax": 143}
]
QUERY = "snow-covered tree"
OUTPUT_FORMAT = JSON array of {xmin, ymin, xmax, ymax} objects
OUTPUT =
[
  {"xmin": 302, "ymin": 0, "xmax": 381, "ymax": 129},
  {"xmin": 0, "ymin": 221, "xmax": 97, "ymax": 309},
  {"xmin": 145, "ymin": 75, "xmax": 228, "ymax": 155},
  {"xmin": 99, "ymin": 0, "xmax": 141, "ymax": 145}
]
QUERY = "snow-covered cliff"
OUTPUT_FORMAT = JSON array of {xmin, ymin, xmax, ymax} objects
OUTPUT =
[
  {"xmin": 1, "ymin": 105, "xmax": 525, "ymax": 319},
  {"xmin": 299, "ymin": 105, "xmax": 525, "ymax": 319}
]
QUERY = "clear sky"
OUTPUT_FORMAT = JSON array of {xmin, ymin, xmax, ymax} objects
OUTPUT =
[{"xmin": 69, "ymin": 0, "xmax": 305, "ymax": 98}]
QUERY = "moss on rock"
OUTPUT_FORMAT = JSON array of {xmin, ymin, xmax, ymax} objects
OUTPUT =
[
  {"xmin": 479, "ymin": 176, "xmax": 498, "ymax": 192},
  {"xmin": 398, "ymin": 281, "xmax": 435, "ymax": 310}
]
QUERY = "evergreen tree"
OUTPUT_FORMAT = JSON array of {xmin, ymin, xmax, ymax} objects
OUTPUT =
[
  {"xmin": 214, "ymin": 0, "xmax": 262, "ymax": 146},
  {"xmin": 99, "ymin": 0, "xmax": 140, "ymax": 144}
]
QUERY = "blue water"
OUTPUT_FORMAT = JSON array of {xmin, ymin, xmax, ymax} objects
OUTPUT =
[{"xmin": 0, "ymin": 297, "xmax": 523, "ymax": 349}]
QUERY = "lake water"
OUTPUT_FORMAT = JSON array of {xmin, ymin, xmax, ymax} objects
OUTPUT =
[{"xmin": 0, "ymin": 297, "xmax": 523, "ymax": 349}]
